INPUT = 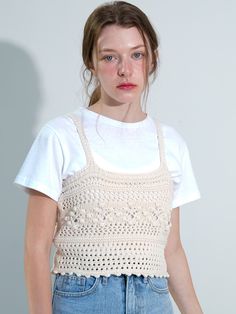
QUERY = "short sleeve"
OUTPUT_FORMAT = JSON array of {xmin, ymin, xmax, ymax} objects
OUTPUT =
[
  {"xmin": 13, "ymin": 124, "xmax": 64, "ymax": 201},
  {"xmin": 172, "ymin": 138, "xmax": 201, "ymax": 208}
]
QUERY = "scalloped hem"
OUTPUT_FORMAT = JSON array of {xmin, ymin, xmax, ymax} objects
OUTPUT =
[{"xmin": 51, "ymin": 268, "xmax": 169, "ymax": 279}]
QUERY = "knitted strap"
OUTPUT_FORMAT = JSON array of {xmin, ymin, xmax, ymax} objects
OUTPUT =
[
  {"xmin": 67, "ymin": 112, "xmax": 166, "ymax": 167},
  {"xmin": 155, "ymin": 118, "xmax": 165, "ymax": 165},
  {"xmin": 67, "ymin": 113, "xmax": 94, "ymax": 164}
]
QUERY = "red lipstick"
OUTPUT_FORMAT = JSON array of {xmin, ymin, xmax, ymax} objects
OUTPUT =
[{"xmin": 117, "ymin": 83, "xmax": 137, "ymax": 90}]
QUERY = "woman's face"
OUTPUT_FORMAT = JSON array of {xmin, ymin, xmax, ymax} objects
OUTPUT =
[{"xmin": 92, "ymin": 25, "xmax": 151, "ymax": 107}]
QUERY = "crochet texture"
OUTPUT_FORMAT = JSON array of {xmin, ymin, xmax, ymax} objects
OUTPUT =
[{"xmin": 51, "ymin": 113, "xmax": 173, "ymax": 278}]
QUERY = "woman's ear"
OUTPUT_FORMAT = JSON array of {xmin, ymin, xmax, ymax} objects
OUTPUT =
[
  {"xmin": 154, "ymin": 49, "xmax": 159, "ymax": 58},
  {"xmin": 90, "ymin": 50, "xmax": 98, "ymax": 76},
  {"xmin": 88, "ymin": 61, "xmax": 96, "ymax": 76},
  {"xmin": 90, "ymin": 68, "xmax": 96, "ymax": 76}
]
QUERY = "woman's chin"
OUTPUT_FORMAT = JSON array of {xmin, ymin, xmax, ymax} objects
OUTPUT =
[{"xmin": 110, "ymin": 94, "xmax": 141, "ymax": 106}]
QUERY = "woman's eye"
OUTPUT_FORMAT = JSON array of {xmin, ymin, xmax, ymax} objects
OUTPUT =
[
  {"xmin": 103, "ymin": 55, "xmax": 116, "ymax": 62},
  {"xmin": 133, "ymin": 52, "xmax": 145, "ymax": 60}
]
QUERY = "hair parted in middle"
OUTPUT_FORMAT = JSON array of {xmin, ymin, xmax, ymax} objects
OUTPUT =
[{"xmin": 82, "ymin": 1, "xmax": 160, "ymax": 110}]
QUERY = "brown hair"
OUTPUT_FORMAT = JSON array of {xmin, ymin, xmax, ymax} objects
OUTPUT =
[{"xmin": 82, "ymin": 1, "xmax": 159, "ymax": 109}]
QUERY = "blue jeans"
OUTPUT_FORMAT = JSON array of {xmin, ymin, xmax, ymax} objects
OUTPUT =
[{"xmin": 52, "ymin": 273, "xmax": 174, "ymax": 314}]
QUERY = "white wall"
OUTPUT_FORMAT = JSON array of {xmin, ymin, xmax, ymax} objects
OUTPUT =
[{"xmin": 1, "ymin": 0, "xmax": 235, "ymax": 313}]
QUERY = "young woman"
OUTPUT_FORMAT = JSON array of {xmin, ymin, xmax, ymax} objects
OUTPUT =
[{"xmin": 14, "ymin": 1, "xmax": 203, "ymax": 313}]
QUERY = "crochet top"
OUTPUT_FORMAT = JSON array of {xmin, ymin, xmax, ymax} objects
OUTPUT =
[{"xmin": 51, "ymin": 112, "xmax": 174, "ymax": 278}]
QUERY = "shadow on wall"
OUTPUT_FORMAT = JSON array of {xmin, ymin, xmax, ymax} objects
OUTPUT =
[{"xmin": 0, "ymin": 41, "xmax": 43, "ymax": 313}]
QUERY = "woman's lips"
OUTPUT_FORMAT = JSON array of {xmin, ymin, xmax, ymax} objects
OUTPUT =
[{"xmin": 117, "ymin": 83, "xmax": 137, "ymax": 90}]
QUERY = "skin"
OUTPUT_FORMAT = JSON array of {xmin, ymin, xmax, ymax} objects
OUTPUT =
[
  {"xmin": 24, "ymin": 24, "xmax": 203, "ymax": 314},
  {"xmin": 24, "ymin": 190, "xmax": 57, "ymax": 314},
  {"xmin": 90, "ymin": 25, "xmax": 151, "ymax": 122}
]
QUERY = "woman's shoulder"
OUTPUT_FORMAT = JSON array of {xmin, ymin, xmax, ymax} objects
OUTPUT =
[
  {"xmin": 158, "ymin": 121, "xmax": 187, "ymax": 150},
  {"xmin": 37, "ymin": 111, "xmax": 79, "ymax": 139},
  {"xmin": 45, "ymin": 112, "xmax": 75, "ymax": 130},
  {"xmin": 161, "ymin": 122, "xmax": 185, "ymax": 140}
]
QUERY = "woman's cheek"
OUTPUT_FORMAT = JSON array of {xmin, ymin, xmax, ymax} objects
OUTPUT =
[
  {"xmin": 99, "ymin": 63, "xmax": 117, "ymax": 76},
  {"xmin": 107, "ymin": 67, "xmax": 117, "ymax": 77},
  {"xmin": 134, "ymin": 61, "xmax": 145, "ymax": 73}
]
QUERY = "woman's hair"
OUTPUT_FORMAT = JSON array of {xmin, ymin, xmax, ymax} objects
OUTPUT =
[{"xmin": 82, "ymin": 1, "xmax": 160, "ymax": 109}]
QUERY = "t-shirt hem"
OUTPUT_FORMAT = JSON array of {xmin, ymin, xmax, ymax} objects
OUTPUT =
[
  {"xmin": 172, "ymin": 192, "xmax": 201, "ymax": 208},
  {"xmin": 13, "ymin": 176, "xmax": 59, "ymax": 202}
]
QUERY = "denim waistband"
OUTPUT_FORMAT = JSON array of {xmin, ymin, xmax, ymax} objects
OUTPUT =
[{"xmin": 55, "ymin": 273, "xmax": 149, "ymax": 285}]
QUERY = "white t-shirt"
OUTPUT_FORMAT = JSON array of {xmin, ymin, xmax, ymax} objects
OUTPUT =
[{"xmin": 13, "ymin": 106, "xmax": 201, "ymax": 208}]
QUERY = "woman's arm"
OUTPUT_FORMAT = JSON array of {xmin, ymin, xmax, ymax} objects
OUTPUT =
[
  {"xmin": 165, "ymin": 207, "xmax": 203, "ymax": 314},
  {"xmin": 24, "ymin": 189, "xmax": 58, "ymax": 314}
]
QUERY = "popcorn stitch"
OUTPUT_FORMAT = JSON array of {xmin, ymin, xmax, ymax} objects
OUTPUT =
[{"xmin": 51, "ymin": 113, "xmax": 173, "ymax": 278}]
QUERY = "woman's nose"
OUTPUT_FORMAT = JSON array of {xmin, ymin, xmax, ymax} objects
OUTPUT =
[{"xmin": 117, "ymin": 58, "xmax": 132, "ymax": 77}]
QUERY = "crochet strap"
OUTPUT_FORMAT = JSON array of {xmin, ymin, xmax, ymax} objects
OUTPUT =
[
  {"xmin": 155, "ymin": 118, "xmax": 166, "ymax": 165},
  {"xmin": 67, "ymin": 113, "xmax": 94, "ymax": 164}
]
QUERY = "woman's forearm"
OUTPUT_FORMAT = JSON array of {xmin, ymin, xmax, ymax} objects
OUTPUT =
[
  {"xmin": 166, "ymin": 245, "xmax": 203, "ymax": 314},
  {"xmin": 25, "ymin": 249, "xmax": 53, "ymax": 314}
]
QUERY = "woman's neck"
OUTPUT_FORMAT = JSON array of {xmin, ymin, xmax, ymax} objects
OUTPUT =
[{"xmin": 87, "ymin": 102, "xmax": 147, "ymax": 123}]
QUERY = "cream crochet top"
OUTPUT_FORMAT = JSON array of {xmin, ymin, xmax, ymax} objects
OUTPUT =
[{"xmin": 51, "ymin": 113, "xmax": 173, "ymax": 278}]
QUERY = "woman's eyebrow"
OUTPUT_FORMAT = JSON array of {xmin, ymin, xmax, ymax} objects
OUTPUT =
[{"xmin": 98, "ymin": 44, "xmax": 145, "ymax": 53}]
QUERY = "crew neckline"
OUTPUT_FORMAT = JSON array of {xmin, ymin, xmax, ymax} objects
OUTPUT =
[{"xmin": 75, "ymin": 106, "xmax": 150, "ymax": 128}]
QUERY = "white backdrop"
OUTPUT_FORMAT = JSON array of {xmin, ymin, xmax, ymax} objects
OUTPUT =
[{"xmin": 1, "ymin": 0, "xmax": 235, "ymax": 313}]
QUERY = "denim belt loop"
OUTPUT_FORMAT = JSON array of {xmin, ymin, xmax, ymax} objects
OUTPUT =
[
  {"xmin": 79, "ymin": 276, "xmax": 86, "ymax": 285},
  {"xmin": 143, "ymin": 275, "xmax": 148, "ymax": 283},
  {"xmin": 101, "ymin": 275, "xmax": 108, "ymax": 285}
]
